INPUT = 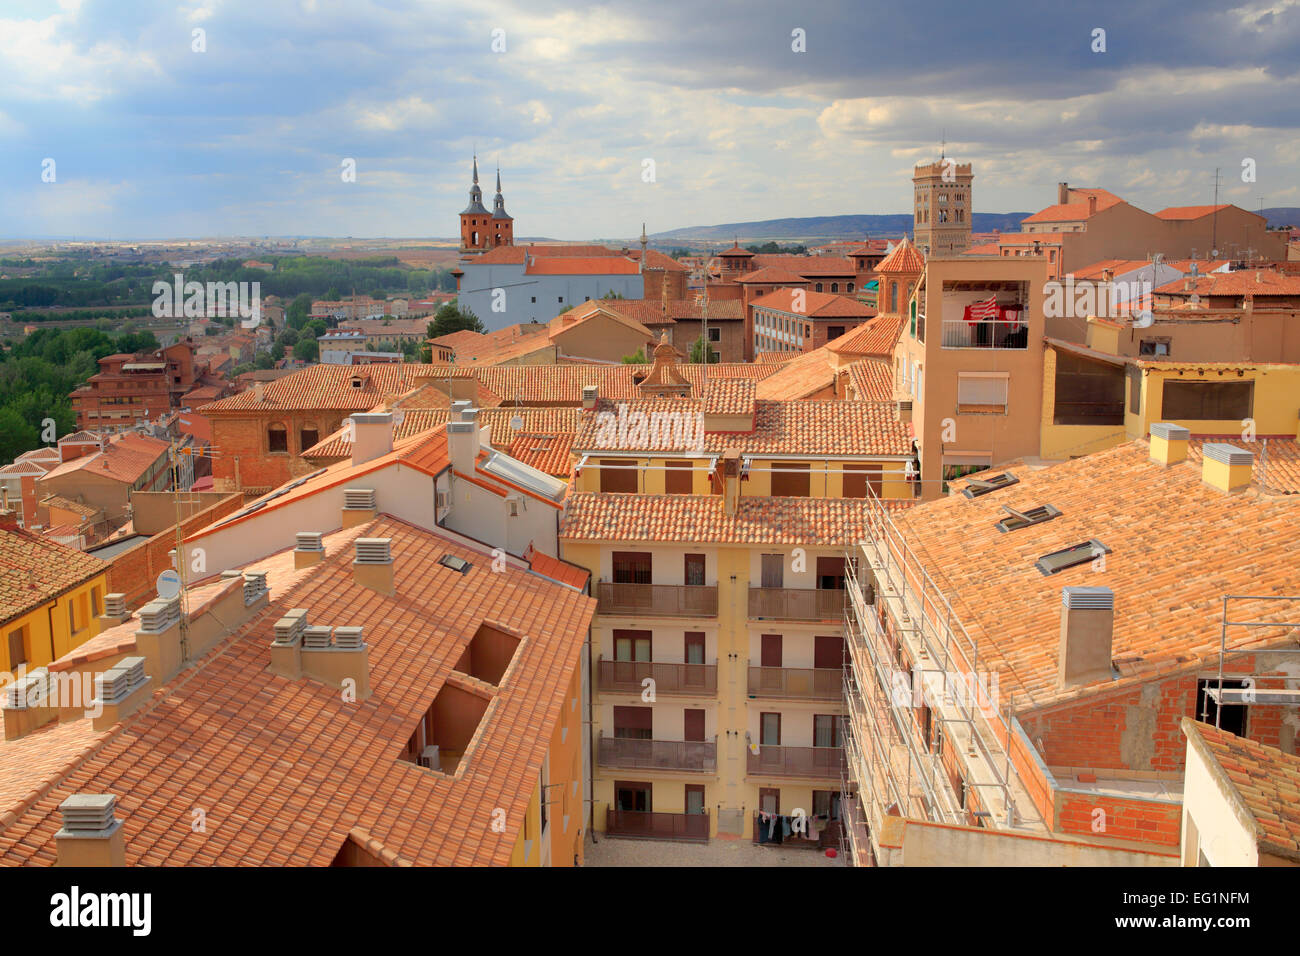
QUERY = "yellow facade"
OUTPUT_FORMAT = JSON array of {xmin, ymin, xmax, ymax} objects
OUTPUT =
[
  {"xmin": 1133, "ymin": 364, "xmax": 1300, "ymax": 440},
  {"xmin": 579, "ymin": 456, "xmax": 912, "ymax": 500},
  {"xmin": 2, "ymin": 573, "xmax": 109, "ymax": 675}
]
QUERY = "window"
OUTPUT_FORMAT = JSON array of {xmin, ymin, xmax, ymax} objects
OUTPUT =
[
  {"xmin": 707, "ymin": 327, "xmax": 720, "ymax": 342},
  {"xmin": 7, "ymin": 627, "xmax": 27, "ymax": 669},
  {"xmin": 996, "ymin": 504, "xmax": 1062, "ymax": 532},
  {"xmin": 831, "ymin": 283, "xmax": 839, "ymax": 293},
  {"xmin": 599, "ymin": 459, "xmax": 638, "ymax": 494},
  {"xmin": 300, "ymin": 427, "xmax": 319, "ymax": 451},
  {"xmin": 814, "ymin": 635, "xmax": 846, "ymax": 669},
  {"xmin": 813, "ymin": 714, "xmax": 842, "ymax": 748},
  {"xmin": 665, "ymin": 460, "xmax": 693, "ymax": 495},
  {"xmin": 812, "ymin": 789, "xmax": 841, "ymax": 820},
  {"xmin": 816, "ymin": 556, "xmax": 846, "ymax": 590},
  {"xmin": 957, "ymin": 374, "xmax": 1009, "ymax": 413},
  {"xmin": 961, "ymin": 472, "xmax": 1019, "ymax": 498},
  {"xmin": 815, "ymin": 283, "xmax": 824, "ymax": 293},
  {"xmin": 760, "ymin": 554, "xmax": 784, "ymax": 589},
  {"xmin": 828, "ymin": 326, "xmax": 845, "ymax": 339},
  {"xmin": 1128, "ymin": 366, "xmax": 1143, "ymax": 414},
  {"xmin": 613, "ymin": 705, "xmax": 653, "ymax": 740},
  {"xmin": 614, "ymin": 629, "xmax": 652, "ymax": 662},
  {"xmin": 268, "ymin": 424, "xmax": 288, "ymax": 453},
  {"xmin": 685, "ymin": 783, "xmax": 706, "ymax": 815},
  {"xmin": 890, "ymin": 283, "xmax": 898, "ymax": 313},
  {"xmin": 614, "ymin": 781, "xmax": 651, "ymax": 812},
  {"xmin": 1196, "ymin": 679, "xmax": 1248, "ymax": 736},
  {"xmin": 842, "ymin": 463, "xmax": 883, "ymax": 499},
  {"xmin": 69, "ymin": 598, "xmax": 79, "ymax": 634},
  {"xmin": 1035, "ymin": 539, "xmax": 1111, "ymax": 576},
  {"xmin": 684, "ymin": 554, "xmax": 706, "ymax": 586},
  {"xmin": 771, "ymin": 461, "xmax": 810, "ymax": 497},
  {"xmin": 760, "ymin": 712, "xmax": 781, "ymax": 745},
  {"xmin": 90, "ymin": 587, "xmax": 102, "ymax": 618},
  {"xmin": 1161, "ymin": 381, "xmax": 1253, "ymax": 421},
  {"xmin": 558, "ymin": 296, "xmax": 564, "ymax": 303},
  {"xmin": 612, "ymin": 551, "xmax": 652, "ymax": 584},
  {"xmin": 1139, "ymin": 338, "xmax": 1170, "ymax": 357},
  {"xmin": 530, "ymin": 296, "xmax": 536, "ymax": 303},
  {"xmin": 684, "ymin": 709, "xmax": 706, "ymax": 741},
  {"xmin": 685, "ymin": 632, "xmax": 705, "ymax": 666}
]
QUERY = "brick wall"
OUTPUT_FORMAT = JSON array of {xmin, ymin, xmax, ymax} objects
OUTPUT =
[
  {"xmin": 210, "ymin": 410, "xmax": 348, "ymax": 491},
  {"xmin": 1055, "ymin": 789, "xmax": 1182, "ymax": 848},
  {"xmin": 106, "ymin": 493, "xmax": 243, "ymax": 609}
]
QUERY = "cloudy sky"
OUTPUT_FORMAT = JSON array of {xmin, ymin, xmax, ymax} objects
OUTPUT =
[{"xmin": 1, "ymin": 0, "xmax": 1297, "ymax": 240}]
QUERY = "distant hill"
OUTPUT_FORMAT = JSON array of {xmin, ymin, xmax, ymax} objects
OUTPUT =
[
  {"xmin": 1261, "ymin": 207, "xmax": 1300, "ymax": 228},
  {"xmin": 650, "ymin": 213, "xmax": 1032, "ymax": 244}
]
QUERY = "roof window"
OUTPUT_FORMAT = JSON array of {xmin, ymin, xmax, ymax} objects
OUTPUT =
[
  {"xmin": 996, "ymin": 504, "xmax": 1061, "ymax": 532},
  {"xmin": 962, "ymin": 472, "xmax": 1019, "ymax": 498},
  {"xmin": 1035, "ymin": 539, "xmax": 1110, "ymax": 575}
]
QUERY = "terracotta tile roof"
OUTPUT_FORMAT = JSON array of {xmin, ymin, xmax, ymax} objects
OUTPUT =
[
  {"xmin": 750, "ymin": 288, "xmax": 877, "ymax": 318},
  {"xmin": 719, "ymin": 244, "xmax": 755, "ymax": 257},
  {"xmin": 1072, "ymin": 259, "xmax": 1231, "ymax": 280},
  {"xmin": 626, "ymin": 249, "xmax": 690, "ymax": 272},
  {"xmin": 1155, "ymin": 270, "xmax": 1300, "ymax": 297},
  {"xmin": 562, "ymin": 492, "xmax": 915, "ymax": 545},
  {"xmin": 1188, "ymin": 437, "xmax": 1300, "ymax": 494},
  {"xmin": 505, "ymin": 430, "xmax": 576, "ymax": 477},
  {"xmin": 37, "ymin": 435, "xmax": 170, "ymax": 486},
  {"xmin": 0, "ymin": 516, "xmax": 596, "ymax": 867},
  {"xmin": 470, "ymin": 244, "xmax": 621, "ymax": 265},
  {"xmin": 576, "ymin": 397, "xmax": 910, "ymax": 456},
  {"xmin": 750, "ymin": 255, "xmax": 857, "ymax": 276},
  {"xmin": 845, "ymin": 359, "xmax": 896, "ymax": 402},
  {"xmin": 549, "ymin": 301, "xmax": 656, "ymax": 341},
  {"xmin": 1022, "ymin": 189, "xmax": 1124, "ymax": 224},
  {"xmin": 755, "ymin": 352, "xmax": 794, "ymax": 364},
  {"xmin": 999, "ymin": 232, "xmax": 1067, "ymax": 246},
  {"xmin": 303, "ymin": 407, "xmax": 580, "ymax": 469},
  {"xmin": 826, "ymin": 314, "xmax": 904, "ymax": 357},
  {"xmin": 736, "ymin": 267, "xmax": 813, "ymax": 285},
  {"xmin": 963, "ymin": 243, "xmax": 1002, "ymax": 256},
  {"xmin": 876, "ymin": 237, "xmax": 926, "ymax": 274},
  {"xmin": 200, "ymin": 364, "xmax": 427, "ymax": 414},
  {"xmin": 890, "ymin": 441, "xmax": 1300, "ymax": 711},
  {"xmin": 0, "ymin": 462, "xmax": 49, "ymax": 478},
  {"xmin": 1155, "ymin": 204, "xmax": 1233, "ymax": 221},
  {"xmin": 430, "ymin": 324, "xmax": 551, "ymax": 365},
  {"xmin": 0, "ymin": 528, "xmax": 106, "ymax": 625},
  {"xmin": 15, "ymin": 448, "xmax": 60, "ymax": 465},
  {"xmin": 753, "ymin": 349, "xmax": 842, "ymax": 401},
  {"xmin": 605, "ymin": 299, "xmax": 745, "ymax": 325},
  {"xmin": 40, "ymin": 495, "xmax": 100, "ymax": 518},
  {"xmin": 525, "ymin": 547, "xmax": 590, "ymax": 590},
  {"xmin": 1181, "ymin": 719, "xmax": 1300, "ymax": 862},
  {"xmin": 526, "ymin": 257, "xmax": 640, "ymax": 276},
  {"xmin": 703, "ymin": 378, "xmax": 757, "ymax": 417}
]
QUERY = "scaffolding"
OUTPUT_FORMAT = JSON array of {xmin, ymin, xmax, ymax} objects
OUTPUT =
[
  {"xmin": 1205, "ymin": 595, "xmax": 1300, "ymax": 718},
  {"xmin": 840, "ymin": 482, "xmax": 1047, "ymax": 862}
]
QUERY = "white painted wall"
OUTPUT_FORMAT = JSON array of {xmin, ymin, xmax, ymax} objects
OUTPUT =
[{"xmin": 1180, "ymin": 740, "xmax": 1259, "ymax": 867}]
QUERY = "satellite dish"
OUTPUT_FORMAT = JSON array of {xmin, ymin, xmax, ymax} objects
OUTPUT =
[
  {"xmin": 157, "ymin": 569, "xmax": 182, "ymax": 600},
  {"xmin": 510, "ymin": 414, "xmax": 524, "ymax": 432},
  {"xmin": 1211, "ymin": 249, "xmax": 1219, "ymax": 258}
]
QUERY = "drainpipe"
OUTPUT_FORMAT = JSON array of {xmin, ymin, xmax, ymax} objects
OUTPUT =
[{"xmin": 46, "ymin": 602, "xmax": 56, "ymax": 661}]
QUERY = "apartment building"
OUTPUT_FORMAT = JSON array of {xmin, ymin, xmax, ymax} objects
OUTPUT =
[
  {"xmin": 749, "ymin": 289, "xmax": 877, "ymax": 357},
  {"xmin": 70, "ymin": 340, "xmax": 201, "ymax": 432},
  {"xmin": 561, "ymin": 369, "xmax": 916, "ymax": 847},
  {"xmin": 35, "ymin": 433, "xmax": 174, "ymax": 527},
  {"xmin": 840, "ymin": 435, "xmax": 1299, "ymax": 866}
]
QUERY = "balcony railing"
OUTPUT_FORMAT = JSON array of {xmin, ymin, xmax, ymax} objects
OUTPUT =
[
  {"xmin": 747, "ymin": 666, "xmax": 843, "ymax": 700},
  {"xmin": 605, "ymin": 808, "xmax": 710, "ymax": 843},
  {"xmin": 598, "ymin": 658, "xmax": 718, "ymax": 696},
  {"xmin": 598, "ymin": 734, "xmax": 717, "ymax": 773},
  {"xmin": 747, "ymin": 744, "xmax": 846, "ymax": 779},
  {"xmin": 597, "ymin": 582, "xmax": 718, "ymax": 618},
  {"xmin": 941, "ymin": 318, "xmax": 1029, "ymax": 350},
  {"xmin": 747, "ymin": 586, "xmax": 843, "ymax": 621}
]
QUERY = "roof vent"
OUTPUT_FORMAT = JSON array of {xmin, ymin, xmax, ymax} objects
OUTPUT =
[
  {"xmin": 582, "ymin": 385, "xmax": 599, "ymax": 409},
  {"xmin": 343, "ymin": 488, "xmax": 376, "ymax": 510},
  {"xmin": 355, "ymin": 538, "xmax": 392, "ymax": 564},
  {"xmin": 296, "ymin": 531, "xmax": 324, "ymax": 551},
  {"xmin": 137, "ymin": 597, "xmax": 181, "ymax": 633},
  {"xmin": 3, "ymin": 668, "xmax": 48, "ymax": 710},
  {"xmin": 120, "ymin": 655, "xmax": 147, "ymax": 689},
  {"xmin": 1201, "ymin": 442, "xmax": 1253, "ymax": 494},
  {"xmin": 333, "ymin": 625, "xmax": 364, "ymax": 649},
  {"xmin": 894, "ymin": 399, "xmax": 912, "ymax": 424},
  {"xmin": 302, "ymin": 625, "xmax": 334, "ymax": 649},
  {"xmin": 1149, "ymin": 422, "xmax": 1190, "ymax": 466},
  {"xmin": 103, "ymin": 593, "xmax": 128, "ymax": 620},
  {"xmin": 94, "ymin": 666, "xmax": 132, "ymax": 705},
  {"xmin": 1036, "ymin": 539, "xmax": 1110, "ymax": 575},
  {"xmin": 1059, "ymin": 586, "xmax": 1115, "ymax": 687},
  {"xmin": 58, "ymin": 794, "xmax": 118, "ymax": 834},
  {"xmin": 273, "ymin": 609, "xmax": 308, "ymax": 645},
  {"xmin": 1062, "ymin": 586, "xmax": 1114, "ymax": 611},
  {"xmin": 242, "ymin": 570, "xmax": 268, "ymax": 605}
]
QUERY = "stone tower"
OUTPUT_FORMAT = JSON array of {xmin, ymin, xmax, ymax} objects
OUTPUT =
[{"xmin": 912, "ymin": 158, "xmax": 973, "ymax": 256}]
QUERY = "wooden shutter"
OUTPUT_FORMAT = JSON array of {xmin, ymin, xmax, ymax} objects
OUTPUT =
[{"xmin": 684, "ymin": 709, "xmax": 706, "ymax": 741}]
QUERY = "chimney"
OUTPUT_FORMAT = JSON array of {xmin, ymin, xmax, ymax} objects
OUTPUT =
[
  {"xmin": 300, "ymin": 624, "xmax": 371, "ymax": 701},
  {"xmin": 294, "ymin": 531, "xmax": 324, "ymax": 569},
  {"xmin": 894, "ymin": 400, "xmax": 913, "ymax": 424},
  {"xmin": 2, "ymin": 668, "xmax": 57, "ymax": 740},
  {"xmin": 0, "ymin": 504, "xmax": 17, "ymax": 532},
  {"xmin": 341, "ymin": 487, "xmax": 377, "ymax": 528},
  {"xmin": 353, "ymin": 537, "xmax": 394, "ymax": 595},
  {"xmin": 451, "ymin": 399, "xmax": 472, "ymax": 420},
  {"xmin": 1087, "ymin": 195, "xmax": 1098, "ymax": 216},
  {"xmin": 55, "ymin": 794, "xmax": 125, "ymax": 867},
  {"xmin": 448, "ymin": 413, "xmax": 481, "ymax": 473},
  {"xmin": 133, "ymin": 596, "xmax": 183, "ymax": 686},
  {"xmin": 1148, "ymin": 422, "xmax": 1190, "ymax": 467},
  {"xmin": 720, "ymin": 448, "xmax": 742, "ymax": 516},
  {"xmin": 1200, "ymin": 442, "xmax": 1253, "ymax": 494},
  {"xmin": 255, "ymin": 381, "xmax": 265, "ymax": 403},
  {"xmin": 90, "ymin": 655, "xmax": 150, "ymax": 731},
  {"xmin": 1057, "ymin": 182, "xmax": 1069, "ymax": 205},
  {"xmin": 268, "ymin": 608, "xmax": 308, "ymax": 679},
  {"xmin": 582, "ymin": 385, "xmax": 599, "ymax": 410},
  {"xmin": 349, "ymin": 412, "xmax": 394, "ymax": 466},
  {"xmin": 1058, "ymin": 586, "xmax": 1114, "ymax": 688}
]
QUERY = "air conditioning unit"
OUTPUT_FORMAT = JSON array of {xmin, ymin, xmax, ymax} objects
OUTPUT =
[{"xmin": 419, "ymin": 745, "xmax": 441, "ymax": 771}]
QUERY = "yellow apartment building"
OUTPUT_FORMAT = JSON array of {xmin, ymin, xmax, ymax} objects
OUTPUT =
[
  {"xmin": 561, "ymin": 369, "xmax": 916, "ymax": 849},
  {"xmin": 1, "ymin": 517, "xmax": 109, "ymax": 676}
]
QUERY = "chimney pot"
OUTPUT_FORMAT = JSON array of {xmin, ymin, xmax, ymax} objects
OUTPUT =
[
  {"xmin": 349, "ymin": 412, "xmax": 394, "ymax": 466},
  {"xmin": 1057, "ymin": 182, "xmax": 1069, "ymax": 205},
  {"xmin": 582, "ymin": 385, "xmax": 599, "ymax": 410},
  {"xmin": 354, "ymin": 537, "xmax": 394, "ymax": 594},
  {"xmin": 1201, "ymin": 442, "xmax": 1253, "ymax": 494},
  {"xmin": 55, "ymin": 794, "xmax": 125, "ymax": 867},
  {"xmin": 1149, "ymin": 422, "xmax": 1190, "ymax": 467},
  {"xmin": 1058, "ymin": 586, "xmax": 1114, "ymax": 688}
]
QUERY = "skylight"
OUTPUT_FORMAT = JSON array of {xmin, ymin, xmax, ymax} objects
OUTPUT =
[
  {"xmin": 439, "ymin": 554, "xmax": 471, "ymax": 574},
  {"xmin": 1035, "ymin": 539, "xmax": 1110, "ymax": 575},
  {"xmin": 962, "ymin": 473, "xmax": 1019, "ymax": 498},
  {"xmin": 480, "ymin": 451, "xmax": 567, "ymax": 501},
  {"xmin": 996, "ymin": 504, "xmax": 1061, "ymax": 532}
]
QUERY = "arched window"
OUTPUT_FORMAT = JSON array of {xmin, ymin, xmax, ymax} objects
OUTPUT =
[
  {"xmin": 815, "ymin": 282, "xmax": 824, "ymax": 293},
  {"xmin": 268, "ymin": 423, "xmax": 288, "ymax": 453},
  {"xmin": 831, "ymin": 283, "xmax": 839, "ymax": 293}
]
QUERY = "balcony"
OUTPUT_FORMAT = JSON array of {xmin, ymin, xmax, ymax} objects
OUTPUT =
[
  {"xmin": 598, "ymin": 734, "xmax": 717, "ymax": 773},
  {"xmin": 941, "ymin": 318, "xmax": 1029, "ymax": 350},
  {"xmin": 605, "ymin": 808, "xmax": 710, "ymax": 843},
  {"xmin": 747, "ymin": 586, "xmax": 843, "ymax": 622},
  {"xmin": 747, "ymin": 744, "xmax": 846, "ymax": 779},
  {"xmin": 597, "ymin": 582, "xmax": 718, "ymax": 618},
  {"xmin": 751, "ymin": 810, "xmax": 842, "ymax": 848},
  {"xmin": 598, "ymin": 658, "xmax": 718, "ymax": 696},
  {"xmin": 747, "ymin": 666, "xmax": 843, "ymax": 700}
]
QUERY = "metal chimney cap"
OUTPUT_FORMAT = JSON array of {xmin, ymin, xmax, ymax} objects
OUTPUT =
[
  {"xmin": 1061, "ymin": 586, "xmax": 1114, "ymax": 610},
  {"xmin": 1149, "ymin": 422, "xmax": 1190, "ymax": 441}
]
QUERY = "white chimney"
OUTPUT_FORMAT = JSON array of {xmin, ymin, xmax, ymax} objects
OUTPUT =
[
  {"xmin": 448, "ymin": 409, "xmax": 481, "ymax": 473},
  {"xmin": 1058, "ymin": 587, "xmax": 1114, "ymax": 687},
  {"xmin": 350, "ymin": 412, "xmax": 394, "ymax": 466}
]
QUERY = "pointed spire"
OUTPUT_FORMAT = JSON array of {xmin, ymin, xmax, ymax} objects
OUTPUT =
[
  {"xmin": 496, "ymin": 165, "xmax": 502, "ymax": 194},
  {"xmin": 472, "ymin": 153, "xmax": 479, "ymax": 184}
]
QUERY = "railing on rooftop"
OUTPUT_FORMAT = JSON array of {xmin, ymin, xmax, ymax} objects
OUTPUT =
[{"xmin": 941, "ymin": 318, "xmax": 1030, "ymax": 349}]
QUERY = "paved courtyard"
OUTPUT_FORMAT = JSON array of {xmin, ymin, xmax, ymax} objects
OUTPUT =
[{"xmin": 584, "ymin": 833, "xmax": 846, "ymax": 867}]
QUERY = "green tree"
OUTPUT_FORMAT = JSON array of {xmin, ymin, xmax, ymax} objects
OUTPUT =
[
  {"xmin": 254, "ymin": 352, "xmax": 275, "ymax": 370},
  {"xmin": 294, "ymin": 338, "xmax": 319, "ymax": 362},
  {"xmin": 426, "ymin": 302, "xmax": 486, "ymax": 339},
  {"xmin": 621, "ymin": 348, "xmax": 648, "ymax": 364},
  {"xmin": 287, "ymin": 293, "xmax": 313, "ymax": 330},
  {"xmin": 0, "ymin": 407, "xmax": 38, "ymax": 462},
  {"xmin": 324, "ymin": 287, "xmax": 342, "ymax": 302},
  {"xmin": 276, "ymin": 328, "xmax": 299, "ymax": 349},
  {"xmin": 689, "ymin": 336, "xmax": 720, "ymax": 364}
]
